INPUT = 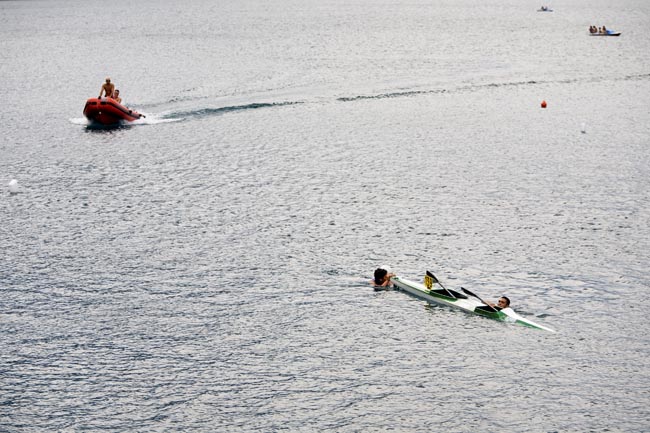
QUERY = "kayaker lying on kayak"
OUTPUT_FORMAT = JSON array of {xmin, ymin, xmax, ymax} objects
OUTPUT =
[
  {"xmin": 372, "ymin": 267, "xmax": 395, "ymax": 287},
  {"xmin": 487, "ymin": 296, "xmax": 511, "ymax": 310}
]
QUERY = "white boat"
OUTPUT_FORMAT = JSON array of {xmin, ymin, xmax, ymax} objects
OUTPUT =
[
  {"xmin": 390, "ymin": 272, "xmax": 556, "ymax": 333},
  {"xmin": 589, "ymin": 31, "xmax": 621, "ymax": 36}
]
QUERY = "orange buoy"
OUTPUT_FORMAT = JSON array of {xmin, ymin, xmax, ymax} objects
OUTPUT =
[{"xmin": 541, "ymin": 100, "xmax": 547, "ymax": 108}]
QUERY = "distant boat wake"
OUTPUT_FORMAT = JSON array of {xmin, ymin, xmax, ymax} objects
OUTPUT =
[{"xmin": 338, "ymin": 73, "xmax": 650, "ymax": 102}]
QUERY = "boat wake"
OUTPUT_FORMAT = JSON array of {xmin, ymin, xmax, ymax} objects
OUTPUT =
[
  {"xmin": 155, "ymin": 101, "xmax": 301, "ymax": 122},
  {"xmin": 337, "ymin": 80, "xmax": 541, "ymax": 102},
  {"xmin": 337, "ymin": 73, "xmax": 650, "ymax": 102},
  {"xmin": 131, "ymin": 115, "xmax": 180, "ymax": 125}
]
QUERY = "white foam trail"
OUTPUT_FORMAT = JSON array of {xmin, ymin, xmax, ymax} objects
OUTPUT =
[
  {"xmin": 581, "ymin": 122, "xmax": 587, "ymax": 133},
  {"xmin": 70, "ymin": 117, "xmax": 90, "ymax": 125},
  {"xmin": 131, "ymin": 113, "xmax": 183, "ymax": 125},
  {"xmin": 70, "ymin": 114, "xmax": 181, "ymax": 126}
]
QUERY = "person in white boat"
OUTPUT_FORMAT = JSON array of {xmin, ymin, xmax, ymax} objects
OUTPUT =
[
  {"xmin": 487, "ymin": 296, "xmax": 511, "ymax": 310},
  {"xmin": 371, "ymin": 267, "xmax": 395, "ymax": 287},
  {"xmin": 99, "ymin": 77, "xmax": 115, "ymax": 98}
]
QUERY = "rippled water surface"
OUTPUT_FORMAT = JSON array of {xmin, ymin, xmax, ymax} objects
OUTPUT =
[{"xmin": 2, "ymin": 0, "xmax": 650, "ymax": 431}]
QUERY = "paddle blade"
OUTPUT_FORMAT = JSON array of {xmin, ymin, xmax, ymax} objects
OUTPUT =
[
  {"xmin": 461, "ymin": 287, "xmax": 499, "ymax": 312},
  {"xmin": 425, "ymin": 271, "xmax": 459, "ymax": 299},
  {"xmin": 425, "ymin": 270, "xmax": 440, "ymax": 283},
  {"xmin": 461, "ymin": 286, "xmax": 477, "ymax": 298},
  {"xmin": 424, "ymin": 270, "xmax": 440, "ymax": 290}
]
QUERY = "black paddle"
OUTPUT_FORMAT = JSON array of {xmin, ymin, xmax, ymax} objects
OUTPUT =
[
  {"xmin": 461, "ymin": 287, "xmax": 499, "ymax": 312},
  {"xmin": 425, "ymin": 270, "xmax": 456, "ymax": 299}
]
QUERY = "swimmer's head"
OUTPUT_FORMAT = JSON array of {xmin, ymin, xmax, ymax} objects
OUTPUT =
[{"xmin": 374, "ymin": 268, "xmax": 388, "ymax": 284}]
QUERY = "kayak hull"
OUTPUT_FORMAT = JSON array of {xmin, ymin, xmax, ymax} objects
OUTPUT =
[
  {"xmin": 590, "ymin": 32, "xmax": 621, "ymax": 36},
  {"xmin": 391, "ymin": 276, "xmax": 555, "ymax": 332},
  {"xmin": 83, "ymin": 97, "xmax": 142, "ymax": 125}
]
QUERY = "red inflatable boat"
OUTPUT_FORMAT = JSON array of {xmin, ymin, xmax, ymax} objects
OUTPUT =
[{"xmin": 83, "ymin": 97, "xmax": 143, "ymax": 125}]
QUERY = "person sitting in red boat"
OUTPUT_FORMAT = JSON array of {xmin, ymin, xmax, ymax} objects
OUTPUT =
[
  {"xmin": 112, "ymin": 89, "xmax": 122, "ymax": 104},
  {"xmin": 99, "ymin": 77, "xmax": 115, "ymax": 99}
]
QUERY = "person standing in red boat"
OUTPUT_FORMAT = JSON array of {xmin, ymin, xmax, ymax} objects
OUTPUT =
[{"xmin": 99, "ymin": 77, "xmax": 114, "ymax": 98}]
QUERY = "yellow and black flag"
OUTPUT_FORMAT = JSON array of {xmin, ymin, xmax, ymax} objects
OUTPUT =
[{"xmin": 424, "ymin": 270, "xmax": 439, "ymax": 290}]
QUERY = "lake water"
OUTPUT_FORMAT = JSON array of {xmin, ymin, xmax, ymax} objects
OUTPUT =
[{"xmin": 1, "ymin": 0, "xmax": 650, "ymax": 431}]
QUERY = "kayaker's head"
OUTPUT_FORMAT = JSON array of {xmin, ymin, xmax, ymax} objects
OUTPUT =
[
  {"xmin": 497, "ymin": 296, "xmax": 510, "ymax": 308},
  {"xmin": 374, "ymin": 268, "xmax": 388, "ymax": 285},
  {"xmin": 105, "ymin": 77, "xmax": 111, "ymax": 83}
]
